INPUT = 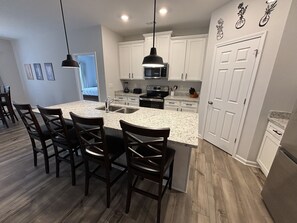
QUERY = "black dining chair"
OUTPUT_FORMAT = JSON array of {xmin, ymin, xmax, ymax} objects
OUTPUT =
[
  {"xmin": 0, "ymin": 102, "xmax": 8, "ymax": 128},
  {"xmin": 120, "ymin": 120, "xmax": 175, "ymax": 223},
  {"xmin": 14, "ymin": 103, "xmax": 55, "ymax": 173},
  {"xmin": 70, "ymin": 112, "xmax": 127, "ymax": 208},
  {"xmin": 1, "ymin": 86, "xmax": 18, "ymax": 123},
  {"xmin": 37, "ymin": 105, "xmax": 83, "ymax": 186}
]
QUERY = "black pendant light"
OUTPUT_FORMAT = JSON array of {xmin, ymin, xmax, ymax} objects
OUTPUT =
[
  {"xmin": 142, "ymin": 0, "xmax": 164, "ymax": 68},
  {"xmin": 60, "ymin": 0, "xmax": 79, "ymax": 68}
]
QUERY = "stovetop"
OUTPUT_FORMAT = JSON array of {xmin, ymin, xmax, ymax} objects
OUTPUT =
[{"xmin": 140, "ymin": 85, "xmax": 169, "ymax": 99}]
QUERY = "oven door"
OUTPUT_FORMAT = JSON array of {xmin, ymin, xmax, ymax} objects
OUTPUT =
[{"xmin": 139, "ymin": 98, "xmax": 164, "ymax": 109}]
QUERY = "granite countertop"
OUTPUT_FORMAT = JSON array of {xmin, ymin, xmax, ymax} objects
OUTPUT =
[
  {"xmin": 268, "ymin": 110, "xmax": 291, "ymax": 130},
  {"xmin": 45, "ymin": 100, "xmax": 199, "ymax": 147},
  {"xmin": 115, "ymin": 90, "xmax": 145, "ymax": 97},
  {"xmin": 164, "ymin": 95, "xmax": 199, "ymax": 102}
]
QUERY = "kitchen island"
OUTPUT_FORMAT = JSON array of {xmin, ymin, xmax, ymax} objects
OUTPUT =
[{"xmin": 45, "ymin": 100, "xmax": 199, "ymax": 192}]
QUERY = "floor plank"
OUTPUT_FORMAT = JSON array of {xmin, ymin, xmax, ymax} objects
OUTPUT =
[{"xmin": 0, "ymin": 120, "xmax": 273, "ymax": 223}]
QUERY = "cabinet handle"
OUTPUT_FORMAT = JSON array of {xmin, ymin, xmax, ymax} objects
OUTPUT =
[
  {"xmin": 181, "ymin": 73, "xmax": 184, "ymax": 79},
  {"xmin": 185, "ymin": 103, "xmax": 192, "ymax": 106},
  {"xmin": 169, "ymin": 102, "xmax": 175, "ymax": 104},
  {"xmin": 129, "ymin": 73, "xmax": 130, "ymax": 78},
  {"xmin": 208, "ymin": 101, "xmax": 213, "ymax": 105},
  {"xmin": 185, "ymin": 73, "xmax": 188, "ymax": 80},
  {"xmin": 132, "ymin": 73, "xmax": 134, "ymax": 78},
  {"xmin": 177, "ymin": 108, "xmax": 179, "ymax": 111},
  {"xmin": 273, "ymin": 129, "xmax": 282, "ymax": 136}
]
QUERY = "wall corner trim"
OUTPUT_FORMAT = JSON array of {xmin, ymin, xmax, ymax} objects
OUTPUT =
[{"xmin": 234, "ymin": 154, "xmax": 259, "ymax": 168}]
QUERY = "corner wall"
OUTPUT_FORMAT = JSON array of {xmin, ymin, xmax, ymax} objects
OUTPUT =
[
  {"xmin": 101, "ymin": 26, "xmax": 123, "ymax": 98},
  {"xmin": 12, "ymin": 31, "xmax": 80, "ymax": 106},
  {"xmin": 199, "ymin": 0, "xmax": 293, "ymax": 162},
  {"xmin": 0, "ymin": 38, "xmax": 28, "ymax": 102}
]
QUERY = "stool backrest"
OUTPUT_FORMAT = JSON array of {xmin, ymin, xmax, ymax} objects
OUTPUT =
[
  {"xmin": 14, "ymin": 103, "xmax": 43, "ymax": 138},
  {"xmin": 120, "ymin": 120, "xmax": 170, "ymax": 174}
]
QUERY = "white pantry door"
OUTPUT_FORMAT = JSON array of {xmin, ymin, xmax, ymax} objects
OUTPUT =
[{"xmin": 204, "ymin": 37, "xmax": 261, "ymax": 154}]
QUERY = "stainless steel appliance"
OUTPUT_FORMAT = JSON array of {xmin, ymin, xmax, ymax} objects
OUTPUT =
[
  {"xmin": 144, "ymin": 63, "xmax": 168, "ymax": 79},
  {"xmin": 261, "ymin": 101, "xmax": 297, "ymax": 223},
  {"xmin": 139, "ymin": 85, "xmax": 169, "ymax": 109}
]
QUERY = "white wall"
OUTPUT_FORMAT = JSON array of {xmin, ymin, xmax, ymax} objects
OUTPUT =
[
  {"xmin": 248, "ymin": 0, "xmax": 297, "ymax": 161},
  {"xmin": 70, "ymin": 25, "xmax": 106, "ymax": 102},
  {"xmin": 0, "ymin": 38, "xmax": 28, "ymax": 103},
  {"xmin": 101, "ymin": 26, "xmax": 123, "ymax": 98},
  {"xmin": 199, "ymin": 0, "xmax": 293, "ymax": 162},
  {"xmin": 12, "ymin": 31, "xmax": 80, "ymax": 107}
]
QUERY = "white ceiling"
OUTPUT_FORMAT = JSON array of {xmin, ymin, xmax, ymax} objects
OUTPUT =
[{"xmin": 0, "ymin": 0, "xmax": 232, "ymax": 39}]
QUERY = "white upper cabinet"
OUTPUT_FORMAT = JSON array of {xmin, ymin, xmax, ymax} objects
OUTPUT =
[
  {"xmin": 119, "ymin": 41, "xmax": 144, "ymax": 80},
  {"xmin": 143, "ymin": 31, "xmax": 172, "ymax": 63},
  {"xmin": 169, "ymin": 35, "xmax": 207, "ymax": 81}
]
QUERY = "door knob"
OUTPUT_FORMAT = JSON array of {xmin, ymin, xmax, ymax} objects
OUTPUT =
[{"xmin": 208, "ymin": 101, "xmax": 213, "ymax": 105}]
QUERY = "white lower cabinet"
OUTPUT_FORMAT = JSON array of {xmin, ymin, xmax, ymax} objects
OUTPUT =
[
  {"xmin": 164, "ymin": 100, "xmax": 198, "ymax": 113},
  {"xmin": 257, "ymin": 122, "xmax": 284, "ymax": 176},
  {"xmin": 114, "ymin": 96, "xmax": 139, "ymax": 107}
]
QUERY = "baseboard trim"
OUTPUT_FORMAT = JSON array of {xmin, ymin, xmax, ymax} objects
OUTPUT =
[
  {"xmin": 234, "ymin": 155, "xmax": 259, "ymax": 168},
  {"xmin": 198, "ymin": 133, "xmax": 203, "ymax": 139}
]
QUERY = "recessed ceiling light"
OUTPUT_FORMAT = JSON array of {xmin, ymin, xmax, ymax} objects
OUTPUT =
[
  {"xmin": 121, "ymin": 14, "xmax": 129, "ymax": 22},
  {"xmin": 159, "ymin": 8, "xmax": 168, "ymax": 16}
]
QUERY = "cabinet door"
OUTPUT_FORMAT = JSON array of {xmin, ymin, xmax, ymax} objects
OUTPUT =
[
  {"xmin": 257, "ymin": 131, "xmax": 280, "ymax": 176},
  {"xmin": 131, "ymin": 43, "xmax": 144, "ymax": 79},
  {"xmin": 119, "ymin": 45, "xmax": 131, "ymax": 79},
  {"xmin": 156, "ymin": 35, "xmax": 170, "ymax": 63},
  {"xmin": 181, "ymin": 101, "xmax": 198, "ymax": 113},
  {"xmin": 168, "ymin": 40, "xmax": 187, "ymax": 80},
  {"xmin": 127, "ymin": 97, "xmax": 139, "ymax": 107},
  {"xmin": 184, "ymin": 38, "xmax": 206, "ymax": 81},
  {"xmin": 114, "ymin": 96, "xmax": 127, "ymax": 105},
  {"xmin": 164, "ymin": 106, "xmax": 179, "ymax": 111},
  {"xmin": 145, "ymin": 36, "xmax": 170, "ymax": 63}
]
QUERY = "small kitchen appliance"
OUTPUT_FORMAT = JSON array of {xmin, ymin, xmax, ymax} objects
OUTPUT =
[
  {"xmin": 144, "ymin": 63, "xmax": 168, "ymax": 79},
  {"xmin": 123, "ymin": 81, "xmax": 129, "ymax": 93},
  {"xmin": 139, "ymin": 85, "xmax": 169, "ymax": 109}
]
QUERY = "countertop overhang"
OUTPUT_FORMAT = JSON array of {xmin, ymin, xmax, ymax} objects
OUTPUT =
[{"xmin": 42, "ymin": 100, "xmax": 199, "ymax": 147}]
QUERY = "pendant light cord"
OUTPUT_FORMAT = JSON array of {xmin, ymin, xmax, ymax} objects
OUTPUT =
[
  {"xmin": 152, "ymin": 0, "xmax": 156, "ymax": 48},
  {"xmin": 60, "ymin": 0, "xmax": 70, "ymax": 55}
]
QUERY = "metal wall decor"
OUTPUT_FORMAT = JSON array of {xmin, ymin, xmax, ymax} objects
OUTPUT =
[
  {"xmin": 216, "ymin": 18, "xmax": 224, "ymax": 40},
  {"xmin": 259, "ymin": 0, "xmax": 278, "ymax": 27},
  {"xmin": 235, "ymin": 2, "xmax": 248, "ymax": 29}
]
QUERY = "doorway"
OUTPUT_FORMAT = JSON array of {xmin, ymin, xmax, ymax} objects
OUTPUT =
[
  {"xmin": 203, "ymin": 33, "xmax": 266, "ymax": 155},
  {"xmin": 75, "ymin": 53, "xmax": 99, "ymax": 101}
]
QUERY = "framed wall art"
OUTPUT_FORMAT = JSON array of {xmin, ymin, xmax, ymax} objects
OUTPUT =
[
  {"xmin": 33, "ymin": 63, "xmax": 44, "ymax": 80},
  {"xmin": 24, "ymin": 64, "xmax": 34, "ymax": 80},
  {"xmin": 44, "ymin": 63, "xmax": 55, "ymax": 81}
]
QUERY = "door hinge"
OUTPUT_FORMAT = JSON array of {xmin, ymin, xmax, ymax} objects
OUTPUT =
[
  {"xmin": 254, "ymin": 49, "xmax": 259, "ymax": 58},
  {"xmin": 244, "ymin": 98, "xmax": 246, "ymax": 105},
  {"xmin": 234, "ymin": 138, "xmax": 237, "ymax": 143}
]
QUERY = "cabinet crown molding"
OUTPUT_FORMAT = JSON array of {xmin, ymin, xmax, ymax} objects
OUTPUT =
[
  {"xmin": 118, "ymin": 40, "xmax": 144, "ymax": 45},
  {"xmin": 143, "ymin": 31, "xmax": 173, "ymax": 38},
  {"xmin": 171, "ymin": 34, "xmax": 208, "ymax": 40}
]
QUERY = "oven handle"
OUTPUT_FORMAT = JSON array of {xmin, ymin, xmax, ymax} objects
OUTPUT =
[{"xmin": 139, "ymin": 98, "xmax": 164, "ymax": 102}]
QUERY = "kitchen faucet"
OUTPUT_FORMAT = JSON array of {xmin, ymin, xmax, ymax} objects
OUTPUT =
[{"xmin": 105, "ymin": 97, "xmax": 114, "ymax": 113}]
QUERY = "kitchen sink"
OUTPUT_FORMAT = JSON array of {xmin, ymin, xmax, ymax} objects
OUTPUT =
[
  {"xmin": 96, "ymin": 105, "xmax": 122, "ymax": 111},
  {"xmin": 95, "ymin": 105, "xmax": 139, "ymax": 114},
  {"xmin": 115, "ymin": 107, "xmax": 139, "ymax": 114}
]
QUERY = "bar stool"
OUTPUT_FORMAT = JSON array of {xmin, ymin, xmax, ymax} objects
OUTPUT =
[{"xmin": 120, "ymin": 120, "xmax": 175, "ymax": 223}]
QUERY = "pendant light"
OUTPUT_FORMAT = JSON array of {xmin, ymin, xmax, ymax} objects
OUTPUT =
[
  {"xmin": 60, "ymin": 0, "xmax": 79, "ymax": 68},
  {"xmin": 142, "ymin": 0, "xmax": 164, "ymax": 68}
]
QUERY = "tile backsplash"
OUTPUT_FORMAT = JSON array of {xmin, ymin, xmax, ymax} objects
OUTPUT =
[{"xmin": 121, "ymin": 79, "xmax": 202, "ymax": 95}]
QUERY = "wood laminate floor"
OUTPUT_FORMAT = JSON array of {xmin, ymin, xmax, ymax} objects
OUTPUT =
[{"xmin": 0, "ymin": 119, "xmax": 273, "ymax": 223}]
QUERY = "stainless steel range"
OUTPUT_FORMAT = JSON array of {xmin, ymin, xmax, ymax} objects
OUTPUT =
[{"xmin": 139, "ymin": 85, "xmax": 169, "ymax": 109}]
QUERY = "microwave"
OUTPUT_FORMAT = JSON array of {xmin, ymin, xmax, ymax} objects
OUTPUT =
[{"xmin": 144, "ymin": 63, "xmax": 168, "ymax": 79}]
